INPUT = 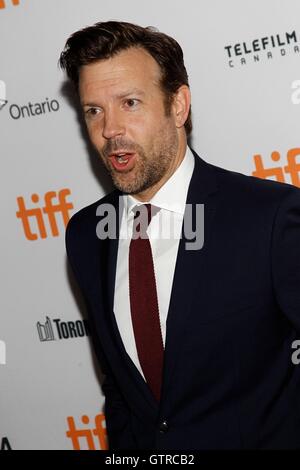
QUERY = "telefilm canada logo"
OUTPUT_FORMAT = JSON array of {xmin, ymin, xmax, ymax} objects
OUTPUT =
[
  {"xmin": 225, "ymin": 30, "xmax": 299, "ymax": 68},
  {"xmin": 37, "ymin": 316, "xmax": 90, "ymax": 342}
]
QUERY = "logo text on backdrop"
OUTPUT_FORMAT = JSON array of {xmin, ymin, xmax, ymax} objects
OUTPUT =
[
  {"xmin": 252, "ymin": 148, "xmax": 300, "ymax": 187},
  {"xmin": 16, "ymin": 189, "xmax": 74, "ymax": 240},
  {"xmin": 66, "ymin": 414, "xmax": 108, "ymax": 450},
  {"xmin": 0, "ymin": 0, "xmax": 20, "ymax": 10},
  {"xmin": 225, "ymin": 31, "xmax": 299, "ymax": 67}
]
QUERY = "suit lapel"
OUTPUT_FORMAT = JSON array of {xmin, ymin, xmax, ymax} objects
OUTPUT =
[{"xmin": 161, "ymin": 151, "xmax": 219, "ymax": 398}]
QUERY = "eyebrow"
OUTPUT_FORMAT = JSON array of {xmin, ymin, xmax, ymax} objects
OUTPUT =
[
  {"xmin": 82, "ymin": 88, "xmax": 145, "ymax": 108},
  {"xmin": 116, "ymin": 88, "xmax": 145, "ymax": 99}
]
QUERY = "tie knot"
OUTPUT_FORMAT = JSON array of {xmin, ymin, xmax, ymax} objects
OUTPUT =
[{"xmin": 132, "ymin": 204, "xmax": 160, "ymax": 238}]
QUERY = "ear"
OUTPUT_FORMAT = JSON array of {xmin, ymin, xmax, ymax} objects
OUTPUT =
[{"xmin": 172, "ymin": 85, "xmax": 191, "ymax": 129}]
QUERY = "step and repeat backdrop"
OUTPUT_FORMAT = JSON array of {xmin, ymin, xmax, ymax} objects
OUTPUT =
[{"xmin": 1, "ymin": 0, "xmax": 300, "ymax": 450}]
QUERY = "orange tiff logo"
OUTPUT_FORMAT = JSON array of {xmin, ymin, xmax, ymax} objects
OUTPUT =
[
  {"xmin": 16, "ymin": 188, "xmax": 73, "ymax": 240},
  {"xmin": 252, "ymin": 148, "xmax": 300, "ymax": 187},
  {"xmin": 66, "ymin": 413, "xmax": 108, "ymax": 450},
  {"xmin": 0, "ymin": 0, "xmax": 20, "ymax": 9}
]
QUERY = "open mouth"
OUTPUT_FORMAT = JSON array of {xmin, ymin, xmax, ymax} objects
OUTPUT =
[{"xmin": 109, "ymin": 152, "xmax": 136, "ymax": 171}]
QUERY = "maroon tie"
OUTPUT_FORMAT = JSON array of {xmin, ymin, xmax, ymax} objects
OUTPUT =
[{"xmin": 129, "ymin": 204, "xmax": 164, "ymax": 401}]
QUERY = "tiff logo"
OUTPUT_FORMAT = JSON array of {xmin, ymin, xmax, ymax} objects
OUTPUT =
[
  {"xmin": 252, "ymin": 148, "xmax": 300, "ymax": 187},
  {"xmin": 0, "ymin": 0, "xmax": 20, "ymax": 9},
  {"xmin": 16, "ymin": 188, "xmax": 73, "ymax": 240},
  {"xmin": 0, "ymin": 340, "xmax": 6, "ymax": 365},
  {"xmin": 66, "ymin": 414, "xmax": 108, "ymax": 450},
  {"xmin": 0, "ymin": 80, "xmax": 7, "ymax": 110}
]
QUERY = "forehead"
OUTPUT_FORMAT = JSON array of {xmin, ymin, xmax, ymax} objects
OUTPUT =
[{"xmin": 79, "ymin": 47, "xmax": 162, "ymax": 99}]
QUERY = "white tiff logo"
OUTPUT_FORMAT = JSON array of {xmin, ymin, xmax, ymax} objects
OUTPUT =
[
  {"xmin": 0, "ymin": 80, "xmax": 7, "ymax": 110},
  {"xmin": 291, "ymin": 80, "xmax": 300, "ymax": 104},
  {"xmin": 0, "ymin": 340, "xmax": 6, "ymax": 365}
]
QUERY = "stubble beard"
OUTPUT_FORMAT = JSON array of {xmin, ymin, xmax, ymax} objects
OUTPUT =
[{"xmin": 99, "ymin": 123, "xmax": 179, "ymax": 195}]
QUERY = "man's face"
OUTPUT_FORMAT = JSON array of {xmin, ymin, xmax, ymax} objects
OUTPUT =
[{"xmin": 79, "ymin": 47, "xmax": 183, "ymax": 199}]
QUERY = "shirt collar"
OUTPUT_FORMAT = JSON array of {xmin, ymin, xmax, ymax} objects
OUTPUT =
[{"xmin": 124, "ymin": 146, "xmax": 195, "ymax": 219}]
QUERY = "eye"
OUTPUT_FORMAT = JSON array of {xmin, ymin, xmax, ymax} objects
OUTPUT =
[
  {"xmin": 85, "ymin": 107, "xmax": 102, "ymax": 118},
  {"xmin": 124, "ymin": 98, "xmax": 139, "ymax": 109}
]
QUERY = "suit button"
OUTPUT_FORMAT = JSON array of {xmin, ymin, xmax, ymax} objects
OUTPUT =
[{"xmin": 159, "ymin": 420, "xmax": 169, "ymax": 433}]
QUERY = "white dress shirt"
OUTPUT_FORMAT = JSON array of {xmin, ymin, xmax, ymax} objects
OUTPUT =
[{"xmin": 113, "ymin": 146, "xmax": 195, "ymax": 380}]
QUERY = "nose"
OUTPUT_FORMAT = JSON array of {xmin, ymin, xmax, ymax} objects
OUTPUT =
[{"xmin": 102, "ymin": 108, "xmax": 125, "ymax": 140}]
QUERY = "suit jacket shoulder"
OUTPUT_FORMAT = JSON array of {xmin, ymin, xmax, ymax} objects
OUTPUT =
[
  {"xmin": 65, "ymin": 189, "xmax": 121, "ymax": 286},
  {"xmin": 210, "ymin": 159, "xmax": 300, "ymax": 204},
  {"xmin": 195, "ymin": 158, "xmax": 300, "ymax": 230}
]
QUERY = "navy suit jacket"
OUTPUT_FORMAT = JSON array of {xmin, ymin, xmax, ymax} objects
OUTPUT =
[{"xmin": 66, "ymin": 150, "xmax": 300, "ymax": 449}]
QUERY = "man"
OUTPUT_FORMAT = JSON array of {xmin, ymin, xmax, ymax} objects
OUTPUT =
[{"xmin": 60, "ymin": 21, "xmax": 300, "ymax": 449}]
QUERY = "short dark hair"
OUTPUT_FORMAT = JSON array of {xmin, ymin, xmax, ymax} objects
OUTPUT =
[{"xmin": 59, "ymin": 21, "xmax": 192, "ymax": 136}]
